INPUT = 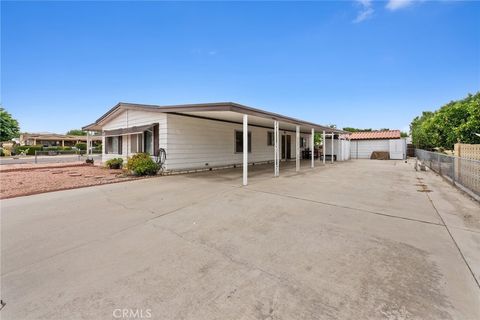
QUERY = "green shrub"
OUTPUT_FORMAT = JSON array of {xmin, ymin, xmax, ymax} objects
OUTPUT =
[
  {"xmin": 14, "ymin": 145, "xmax": 43, "ymax": 155},
  {"xmin": 0, "ymin": 148, "xmax": 4, "ymax": 157},
  {"xmin": 75, "ymin": 142, "xmax": 87, "ymax": 150},
  {"xmin": 126, "ymin": 153, "xmax": 158, "ymax": 176},
  {"xmin": 43, "ymin": 146, "xmax": 61, "ymax": 151},
  {"xmin": 105, "ymin": 158, "xmax": 123, "ymax": 169}
]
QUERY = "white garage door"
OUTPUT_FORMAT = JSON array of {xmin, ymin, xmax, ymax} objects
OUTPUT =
[
  {"xmin": 350, "ymin": 140, "xmax": 390, "ymax": 159},
  {"xmin": 389, "ymin": 139, "xmax": 406, "ymax": 160}
]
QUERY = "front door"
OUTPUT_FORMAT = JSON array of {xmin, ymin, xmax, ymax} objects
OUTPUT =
[
  {"xmin": 281, "ymin": 135, "xmax": 292, "ymax": 160},
  {"xmin": 286, "ymin": 135, "xmax": 291, "ymax": 159}
]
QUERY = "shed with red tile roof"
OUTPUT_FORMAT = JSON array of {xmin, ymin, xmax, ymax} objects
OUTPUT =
[
  {"xmin": 346, "ymin": 130, "xmax": 405, "ymax": 160},
  {"xmin": 348, "ymin": 130, "xmax": 401, "ymax": 140}
]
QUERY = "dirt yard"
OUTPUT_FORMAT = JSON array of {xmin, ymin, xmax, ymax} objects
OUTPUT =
[{"xmin": 0, "ymin": 164, "xmax": 141, "ymax": 199}]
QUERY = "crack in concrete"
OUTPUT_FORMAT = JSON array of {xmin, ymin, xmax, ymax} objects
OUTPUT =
[
  {"xmin": 151, "ymin": 222, "xmax": 338, "ymax": 314},
  {"xmin": 2, "ymin": 186, "xmax": 238, "ymax": 277},
  {"xmin": 244, "ymin": 187, "xmax": 445, "ymax": 227},
  {"xmin": 419, "ymin": 174, "xmax": 480, "ymax": 290}
]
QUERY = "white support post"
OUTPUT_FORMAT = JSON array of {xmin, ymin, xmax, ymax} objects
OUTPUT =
[
  {"xmin": 296, "ymin": 125, "xmax": 300, "ymax": 172},
  {"xmin": 331, "ymin": 132, "xmax": 334, "ymax": 164},
  {"xmin": 274, "ymin": 120, "xmax": 279, "ymax": 177},
  {"xmin": 86, "ymin": 131, "xmax": 90, "ymax": 156},
  {"xmin": 311, "ymin": 128, "xmax": 314, "ymax": 168},
  {"xmin": 322, "ymin": 130, "xmax": 326, "ymax": 164},
  {"xmin": 243, "ymin": 115, "xmax": 248, "ymax": 186}
]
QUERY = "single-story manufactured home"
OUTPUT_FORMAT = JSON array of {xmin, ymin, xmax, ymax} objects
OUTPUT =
[
  {"xmin": 83, "ymin": 102, "xmax": 348, "ymax": 185},
  {"xmin": 348, "ymin": 130, "xmax": 406, "ymax": 160}
]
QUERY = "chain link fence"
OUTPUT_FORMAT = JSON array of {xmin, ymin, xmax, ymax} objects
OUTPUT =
[{"xmin": 416, "ymin": 149, "xmax": 480, "ymax": 198}]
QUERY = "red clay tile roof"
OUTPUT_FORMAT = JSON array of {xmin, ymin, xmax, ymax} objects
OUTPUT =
[{"xmin": 347, "ymin": 130, "xmax": 401, "ymax": 140}]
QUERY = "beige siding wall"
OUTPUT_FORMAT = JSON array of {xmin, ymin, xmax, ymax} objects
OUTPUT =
[
  {"xmin": 164, "ymin": 114, "xmax": 307, "ymax": 171},
  {"xmin": 102, "ymin": 110, "xmax": 167, "ymax": 162},
  {"xmin": 99, "ymin": 110, "xmax": 312, "ymax": 170}
]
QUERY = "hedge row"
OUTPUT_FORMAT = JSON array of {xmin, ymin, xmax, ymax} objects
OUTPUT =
[{"xmin": 10, "ymin": 144, "xmax": 100, "ymax": 156}]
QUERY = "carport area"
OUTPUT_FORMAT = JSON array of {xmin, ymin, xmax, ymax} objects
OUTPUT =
[{"xmin": 1, "ymin": 160, "xmax": 480, "ymax": 319}]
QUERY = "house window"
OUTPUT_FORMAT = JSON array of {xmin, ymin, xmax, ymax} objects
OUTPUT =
[
  {"xmin": 144, "ymin": 130, "xmax": 153, "ymax": 155},
  {"xmin": 130, "ymin": 134, "xmax": 143, "ymax": 153},
  {"xmin": 106, "ymin": 136, "xmax": 122, "ymax": 154},
  {"xmin": 235, "ymin": 130, "xmax": 252, "ymax": 153},
  {"xmin": 300, "ymin": 137, "xmax": 306, "ymax": 148},
  {"xmin": 267, "ymin": 132, "xmax": 274, "ymax": 146}
]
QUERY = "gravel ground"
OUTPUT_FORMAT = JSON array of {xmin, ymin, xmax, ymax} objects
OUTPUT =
[{"xmin": 0, "ymin": 164, "xmax": 142, "ymax": 199}]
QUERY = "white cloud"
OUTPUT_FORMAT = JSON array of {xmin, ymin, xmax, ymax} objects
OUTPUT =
[
  {"xmin": 353, "ymin": 0, "xmax": 374, "ymax": 23},
  {"xmin": 386, "ymin": 0, "xmax": 415, "ymax": 11},
  {"xmin": 357, "ymin": 0, "xmax": 372, "ymax": 6}
]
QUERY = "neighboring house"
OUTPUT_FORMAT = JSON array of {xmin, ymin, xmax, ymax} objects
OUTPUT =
[
  {"xmin": 83, "ymin": 102, "xmax": 347, "ymax": 185},
  {"xmin": 20, "ymin": 132, "xmax": 102, "ymax": 147},
  {"xmin": 347, "ymin": 130, "xmax": 406, "ymax": 160}
]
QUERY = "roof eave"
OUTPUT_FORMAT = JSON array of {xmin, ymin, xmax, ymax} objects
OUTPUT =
[{"xmin": 83, "ymin": 101, "xmax": 348, "ymax": 134}]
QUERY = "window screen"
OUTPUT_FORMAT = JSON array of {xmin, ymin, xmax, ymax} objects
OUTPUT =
[
  {"xmin": 235, "ymin": 131, "xmax": 252, "ymax": 153},
  {"xmin": 106, "ymin": 136, "xmax": 122, "ymax": 154},
  {"xmin": 267, "ymin": 132, "xmax": 274, "ymax": 146}
]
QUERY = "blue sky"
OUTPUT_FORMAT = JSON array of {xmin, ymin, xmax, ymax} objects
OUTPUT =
[{"xmin": 2, "ymin": 0, "xmax": 479, "ymax": 133}]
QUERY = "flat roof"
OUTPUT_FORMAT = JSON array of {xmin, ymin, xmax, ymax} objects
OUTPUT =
[
  {"xmin": 83, "ymin": 102, "xmax": 348, "ymax": 134},
  {"xmin": 21, "ymin": 133, "xmax": 102, "ymax": 141}
]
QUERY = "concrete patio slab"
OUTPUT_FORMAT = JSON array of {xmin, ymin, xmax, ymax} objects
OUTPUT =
[{"xmin": 1, "ymin": 159, "xmax": 479, "ymax": 320}]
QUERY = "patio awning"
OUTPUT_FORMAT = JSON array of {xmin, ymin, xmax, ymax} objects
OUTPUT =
[
  {"xmin": 83, "ymin": 102, "xmax": 349, "ymax": 135},
  {"xmin": 103, "ymin": 124, "xmax": 153, "ymax": 137}
]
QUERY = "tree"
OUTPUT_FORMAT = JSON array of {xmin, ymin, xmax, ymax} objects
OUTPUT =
[
  {"xmin": 410, "ymin": 92, "xmax": 480, "ymax": 149},
  {"xmin": 343, "ymin": 127, "xmax": 372, "ymax": 132},
  {"xmin": 0, "ymin": 107, "xmax": 20, "ymax": 141},
  {"xmin": 66, "ymin": 129, "xmax": 87, "ymax": 136}
]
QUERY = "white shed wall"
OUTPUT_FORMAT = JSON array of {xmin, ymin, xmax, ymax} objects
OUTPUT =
[
  {"xmin": 323, "ymin": 139, "xmax": 350, "ymax": 161},
  {"xmin": 350, "ymin": 140, "xmax": 390, "ymax": 159}
]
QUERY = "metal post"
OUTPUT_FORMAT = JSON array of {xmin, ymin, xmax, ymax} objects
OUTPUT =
[
  {"xmin": 296, "ymin": 125, "xmax": 300, "ymax": 172},
  {"xmin": 323, "ymin": 130, "xmax": 326, "ymax": 164},
  {"xmin": 331, "ymin": 132, "xmax": 334, "ymax": 164},
  {"xmin": 274, "ymin": 120, "xmax": 279, "ymax": 177},
  {"xmin": 86, "ymin": 131, "xmax": 90, "ymax": 156},
  {"xmin": 243, "ymin": 115, "xmax": 248, "ymax": 186},
  {"xmin": 311, "ymin": 128, "xmax": 314, "ymax": 168},
  {"xmin": 438, "ymin": 152, "xmax": 441, "ymax": 175}
]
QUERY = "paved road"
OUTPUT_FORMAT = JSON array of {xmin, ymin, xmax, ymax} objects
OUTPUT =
[
  {"xmin": 1, "ymin": 160, "xmax": 479, "ymax": 319},
  {"xmin": 0, "ymin": 154, "xmax": 101, "ymax": 165}
]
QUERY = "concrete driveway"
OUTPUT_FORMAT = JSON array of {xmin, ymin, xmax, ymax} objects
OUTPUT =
[{"xmin": 1, "ymin": 160, "xmax": 479, "ymax": 319}]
